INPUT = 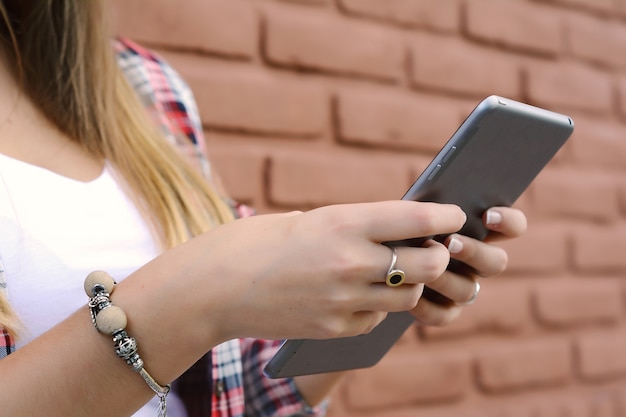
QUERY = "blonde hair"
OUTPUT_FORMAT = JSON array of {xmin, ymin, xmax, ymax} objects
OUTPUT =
[{"xmin": 0, "ymin": 0, "xmax": 235, "ymax": 337}]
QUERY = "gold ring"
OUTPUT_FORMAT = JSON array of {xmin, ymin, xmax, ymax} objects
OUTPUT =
[{"xmin": 385, "ymin": 247, "xmax": 406, "ymax": 287}]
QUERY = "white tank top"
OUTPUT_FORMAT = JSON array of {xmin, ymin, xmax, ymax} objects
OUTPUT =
[{"xmin": 0, "ymin": 153, "xmax": 187, "ymax": 416}]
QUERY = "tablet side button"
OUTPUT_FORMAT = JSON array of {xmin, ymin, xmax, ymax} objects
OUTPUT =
[
  {"xmin": 427, "ymin": 164, "xmax": 442, "ymax": 181},
  {"xmin": 442, "ymin": 146, "xmax": 457, "ymax": 163}
]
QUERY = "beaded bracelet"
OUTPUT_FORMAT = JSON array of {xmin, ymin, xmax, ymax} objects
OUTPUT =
[{"xmin": 84, "ymin": 270, "xmax": 171, "ymax": 417}]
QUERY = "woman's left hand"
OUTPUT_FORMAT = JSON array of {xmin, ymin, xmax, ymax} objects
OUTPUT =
[{"xmin": 408, "ymin": 206, "xmax": 527, "ymax": 325}]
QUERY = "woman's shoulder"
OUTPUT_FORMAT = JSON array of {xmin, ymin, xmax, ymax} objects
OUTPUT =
[
  {"xmin": 113, "ymin": 37, "xmax": 210, "ymax": 174},
  {"xmin": 113, "ymin": 37, "xmax": 192, "ymax": 110}
]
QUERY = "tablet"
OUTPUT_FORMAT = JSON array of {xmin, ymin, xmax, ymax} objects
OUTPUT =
[{"xmin": 263, "ymin": 95, "xmax": 574, "ymax": 379}]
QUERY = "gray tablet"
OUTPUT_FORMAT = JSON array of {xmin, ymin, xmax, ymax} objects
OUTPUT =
[{"xmin": 264, "ymin": 95, "xmax": 574, "ymax": 379}]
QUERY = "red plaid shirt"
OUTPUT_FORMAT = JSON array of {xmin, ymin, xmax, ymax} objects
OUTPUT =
[{"xmin": 0, "ymin": 38, "xmax": 325, "ymax": 417}]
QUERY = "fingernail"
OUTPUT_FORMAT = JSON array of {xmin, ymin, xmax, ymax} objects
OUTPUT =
[
  {"xmin": 485, "ymin": 209, "xmax": 502, "ymax": 226},
  {"xmin": 447, "ymin": 237, "xmax": 463, "ymax": 254}
]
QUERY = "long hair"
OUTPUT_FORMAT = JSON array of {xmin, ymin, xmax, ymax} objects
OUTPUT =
[{"xmin": 0, "ymin": 0, "xmax": 235, "ymax": 337}]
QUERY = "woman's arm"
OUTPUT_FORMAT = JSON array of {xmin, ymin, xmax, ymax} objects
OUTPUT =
[
  {"xmin": 293, "ymin": 372, "xmax": 347, "ymax": 407},
  {"xmin": 1, "ymin": 200, "xmax": 468, "ymax": 416},
  {"xmin": 1, "ymin": 247, "xmax": 222, "ymax": 417}
]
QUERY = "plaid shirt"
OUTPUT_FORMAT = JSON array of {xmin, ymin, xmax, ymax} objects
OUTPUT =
[{"xmin": 0, "ymin": 38, "xmax": 325, "ymax": 417}]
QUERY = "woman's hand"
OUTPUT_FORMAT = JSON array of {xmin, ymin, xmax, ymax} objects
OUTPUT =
[
  {"xmin": 407, "ymin": 206, "xmax": 528, "ymax": 325},
  {"xmin": 174, "ymin": 200, "xmax": 466, "ymax": 344}
]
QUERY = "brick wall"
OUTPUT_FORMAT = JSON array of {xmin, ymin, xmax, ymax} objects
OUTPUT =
[{"xmin": 112, "ymin": 0, "xmax": 626, "ymax": 415}]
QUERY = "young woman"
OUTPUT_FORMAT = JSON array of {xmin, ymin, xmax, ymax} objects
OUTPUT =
[{"xmin": 0, "ymin": 1, "xmax": 526, "ymax": 416}]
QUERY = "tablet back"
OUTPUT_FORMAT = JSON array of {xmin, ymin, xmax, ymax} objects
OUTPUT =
[{"xmin": 264, "ymin": 96, "xmax": 574, "ymax": 379}]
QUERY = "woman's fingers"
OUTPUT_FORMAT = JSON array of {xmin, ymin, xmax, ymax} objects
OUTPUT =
[
  {"xmin": 420, "ymin": 269, "xmax": 479, "ymax": 305},
  {"xmin": 390, "ymin": 240, "xmax": 451, "ymax": 285},
  {"xmin": 438, "ymin": 207, "xmax": 526, "ymax": 277},
  {"xmin": 410, "ymin": 296, "xmax": 464, "ymax": 326},
  {"xmin": 314, "ymin": 311, "xmax": 390, "ymax": 339},
  {"xmin": 445, "ymin": 234, "xmax": 508, "ymax": 277},
  {"xmin": 310, "ymin": 200, "xmax": 466, "ymax": 244},
  {"xmin": 407, "ymin": 207, "xmax": 527, "ymax": 325},
  {"xmin": 483, "ymin": 206, "xmax": 527, "ymax": 241}
]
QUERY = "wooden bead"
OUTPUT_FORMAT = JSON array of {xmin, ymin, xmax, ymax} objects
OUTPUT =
[
  {"xmin": 95, "ymin": 305, "xmax": 127, "ymax": 335},
  {"xmin": 84, "ymin": 270, "xmax": 116, "ymax": 297}
]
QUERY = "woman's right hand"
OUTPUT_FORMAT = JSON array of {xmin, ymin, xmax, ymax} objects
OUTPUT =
[{"xmin": 169, "ymin": 200, "xmax": 466, "ymax": 344}]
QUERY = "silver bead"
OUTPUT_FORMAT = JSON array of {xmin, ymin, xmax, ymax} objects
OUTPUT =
[
  {"xmin": 127, "ymin": 354, "xmax": 144, "ymax": 372},
  {"xmin": 115, "ymin": 335, "xmax": 138, "ymax": 359}
]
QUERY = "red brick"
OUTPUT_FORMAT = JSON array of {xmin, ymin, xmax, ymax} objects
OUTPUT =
[
  {"xmin": 407, "ymin": 397, "xmax": 590, "ymax": 417},
  {"xmin": 495, "ymin": 221, "xmax": 569, "ymax": 273},
  {"xmin": 525, "ymin": 61, "xmax": 613, "ymax": 113},
  {"xmin": 589, "ymin": 396, "xmax": 621, "ymax": 417},
  {"xmin": 533, "ymin": 277, "xmax": 623, "ymax": 327},
  {"xmin": 530, "ymin": 166, "xmax": 621, "ymax": 222},
  {"xmin": 337, "ymin": 0, "xmax": 462, "ymax": 33},
  {"xmin": 343, "ymin": 349, "xmax": 471, "ymax": 409},
  {"xmin": 164, "ymin": 53, "xmax": 329, "ymax": 136},
  {"xmin": 614, "ymin": 385, "xmax": 626, "ymax": 416},
  {"xmin": 565, "ymin": 12, "xmax": 626, "ymax": 69},
  {"xmin": 517, "ymin": 394, "xmax": 601, "ymax": 417},
  {"xmin": 263, "ymin": 5, "xmax": 405, "ymax": 81},
  {"xmin": 616, "ymin": 76, "xmax": 626, "ymax": 118},
  {"xmin": 111, "ymin": 0, "xmax": 257, "ymax": 58},
  {"xmin": 620, "ymin": 0, "xmax": 626, "ymax": 18},
  {"xmin": 576, "ymin": 329, "xmax": 626, "ymax": 380},
  {"xmin": 572, "ymin": 223, "xmax": 626, "ymax": 271},
  {"xmin": 268, "ymin": 150, "xmax": 411, "ymax": 207},
  {"xmin": 532, "ymin": 0, "xmax": 616, "ymax": 15},
  {"xmin": 278, "ymin": 0, "xmax": 327, "ymax": 4},
  {"xmin": 476, "ymin": 338, "xmax": 572, "ymax": 392},
  {"xmin": 368, "ymin": 392, "xmax": 617, "ymax": 417},
  {"xmin": 407, "ymin": 155, "xmax": 438, "ymax": 186},
  {"xmin": 410, "ymin": 34, "xmax": 522, "ymax": 98},
  {"xmin": 422, "ymin": 280, "xmax": 532, "ymax": 339},
  {"xmin": 465, "ymin": 0, "xmax": 563, "ymax": 56},
  {"xmin": 335, "ymin": 89, "xmax": 468, "ymax": 152},
  {"xmin": 203, "ymin": 136, "xmax": 267, "ymax": 205},
  {"xmin": 496, "ymin": 395, "xmax": 588, "ymax": 417},
  {"xmin": 568, "ymin": 118, "xmax": 626, "ymax": 170},
  {"xmin": 620, "ymin": 180, "xmax": 626, "ymax": 216},
  {"xmin": 391, "ymin": 405, "xmax": 496, "ymax": 417}
]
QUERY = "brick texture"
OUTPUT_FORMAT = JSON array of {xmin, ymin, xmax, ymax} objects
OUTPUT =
[
  {"xmin": 565, "ymin": 11, "xmax": 626, "ymax": 69},
  {"xmin": 165, "ymin": 53, "xmax": 329, "ymax": 137},
  {"xmin": 410, "ymin": 34, "xmax": 522, "ymax": 98},
  {"xmin": 268, "ymin": 149, "xmax": 410, "ymax": 207},
  {"xmin": 569, "ymin": 117, "xmax": 626, "ymax": 169},
  {"xmin": 476, "ymin": 338, "xmax": 572, "ymax": 392},
  {"xmin": 337, "ymin": 0, "xmax": 462, "ymax": 33},
  {"xmin": 532, "ymin": 277, "xmax": 623, "ymax": 327},
  {"xmin": 465, "ymin": 0, "xmax": 563, "ymax": 57},
  {"xmin": 335, "ymin": 89, "xmax": 467, "ymax": 152},
  {"xmin": 532, "ymin": 0, "xmax": 616, "ymax": 15},
  {"xmin": 263, "ymin": 4, "xmax": 405, "ymax": 81},
  {"xmin": 576, "ymin": 329, "xmax": 626, "ymax": 381},
  {"xmin": 112, "ymin": 0, "xmax": 258, "ymax": 58},
  {"xmin": 343, "ymin": 349, "xmax": 471, "ymax": 409},
  {"xmin": 112, "ymin": 0, "xmax": 626, "ymax": 415},
  {"xmin": 525, "ymin": 61, "xmax": 613, "ymax": 113},
  {"xmin": 531, "ymin": 167, "xmax": 621, "ymax": 221},
  {"xmin": 572, "ymin": 224, "xmax": 626, "ymax": 271}
]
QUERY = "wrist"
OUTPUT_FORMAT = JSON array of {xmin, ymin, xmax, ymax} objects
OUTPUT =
[{"xmin": 109, "ymin": 249, "xmax": 226, "ymax": 382}]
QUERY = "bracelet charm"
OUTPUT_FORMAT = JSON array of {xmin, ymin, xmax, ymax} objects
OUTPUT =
[{"xmin": 85, "ymin": 270, "xmax": 171, "ymax": 417}]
